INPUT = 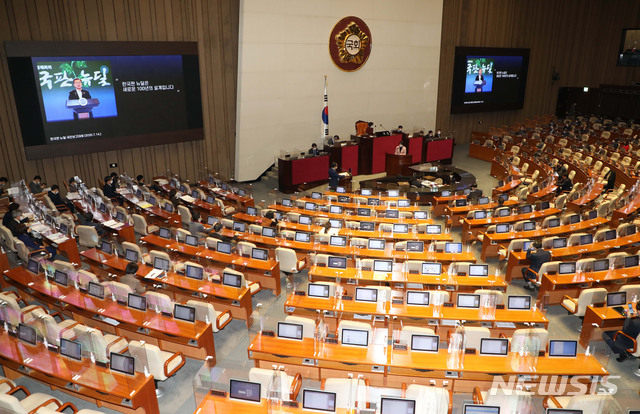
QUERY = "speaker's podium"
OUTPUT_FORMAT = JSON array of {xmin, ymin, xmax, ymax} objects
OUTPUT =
[{"xmin": 66, "ymin": 98, "xmax": 99, "ymax": 119}]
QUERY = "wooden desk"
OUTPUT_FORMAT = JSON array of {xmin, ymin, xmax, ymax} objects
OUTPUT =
[
  {"xmin": 72, "ymin": 198, "xmax": 136, "ymax": 243},
  {"xmin": 566, "ymin": 182, "xmax": 604, "ymax": 211},
  {"xmin": 433, "ymin": 195, "xmax": 466, "ymax": 216},
  {"xmin": 278, "ymin": 155, "xmax": 330, "ymax": 193},
  {"xmin": 0, "ymin": 331, "xmax": 159, "ymax": 414},
  {"xmin": 491, "ymin": 179, "xmax": 522, "ymax": 197},
  {"xmin": 248, "ymin": 333, "xmax": 604, "ymax": 392},
  {"xmin": 296, "ymin": 196, "xmax": 421, "ymax": 213},
  {"xmin": 198, "ymin": 180, "xmax": 255, "ymax": 209},
  {"xmin": 3, "ymin": 267, "xmax": 216, "ymax": 361},
  {"xmin": 479, "ymin": 217, "xmax": 609, "ymax": 261},
  {"xmin": 269, "ymin": 204, "xmax": 429, "ymax": 225},
  {"xmin": 468, "ymin": 142, "xmax": 497, "ymax": 162},
  {"xmin": 611, "ymin": 191, "xmax": 640, "ymax": 227},
  {"xmin": 328, "ymin": 142, "xmax": 359, "ymax": 175},
  {"xmin": 579, "ymin": 305, "xmax": 627, "ymax": 348},
  {"xmin": 28, "ymin": 222, "xmax": 82, "ymax": 267},
  {"xmin": 231, "ymin": 212, "xmax": 324, "ymax": 234},
  {"xmin": 357, "ymin": 134, "xmax": 403, "ymax": 174},
  {"xmin": 446, "ymin": 200, "xmax": 518, "ymax": 228},
  {"xmin": 461, "ymin": 208, "xmax": 561, "ymax": 244},
  {"xmin": 194, "ymin": 393, "xmax": 353, "ymax": 414},
  {"xmin": 385, "ymin": 153, "xmax": 413, "ymax": 176},
  {"xmin": 80, "ymin": 248, "xmax": 255, "ymax": 327},
  {"xmin": 141, "ymin": 234, "xmax": 281, "ymax": 296},
  {"xmin": 120, "ymin": 192, "xmax": 182, "ymax": 227}
]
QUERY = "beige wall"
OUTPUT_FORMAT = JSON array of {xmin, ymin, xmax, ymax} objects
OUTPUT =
[
  {"xmin": 235, "ymin": 0, "xmax": 443, "ymax": 182},
  {"xmin": 0, "ymin": 0, "xmax": 238, "ymax": 190}
]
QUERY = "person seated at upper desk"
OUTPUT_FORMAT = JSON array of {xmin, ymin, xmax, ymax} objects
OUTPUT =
[
  {"xmin": 263, "ymin": 210, "xmax": 279, "ymax": 228},
  {"xmin": 556, "ymin": 173, "xmax": 572, "ymax": 196},
  {"xmin": 426, "ymin": 130, "xmax": 434, "ymax": 139},
  {"xmin": 15, "ymin": 223, "xmax": 57, "ymax": 258},
  {"xmin": 77, "ymin": 211, "xmax": 107, "ymax": 237},
  {"xmin": 3, "ymin": 203, "xmax": 28, "ymax": 236},
  {"xmin": 188, "ymin": 210, "xmax": 211, "ymax": 238},
  {"xmin": 120, "ymin": 262, "xmax": 145, "ymax": 295},
  {"xmin": 394, "ymin": 141, "xmax": 407, "ymax": 155},
  {"xmin": 327, "ymin": 135, "xmax": 340, "ymax": 146},
  {"xmin": 392, "ymin": 125, "xmax": 404, "ymax": 134},
  {"xmin": 522, "ymin": 241, "xmax": 551, "ymax": 290},
  {"xmin": 29, "ymin": 175, "xmax": 45, "ymax": 194},
  {"xmin": 67, "ymin": 177, "xmax": 79, "ymax": 193},
  {"xmin": 308, "ymin": 143, "xmax": 320, "ymax": 156},
  {"xmin": 603, "ymin": 314, "xmax": 640, "ymax": 362},
  {"xmin": 48, "ymin": 184, "xmax": 75, "ymax": 213},
  {"xmin": 604, "ymin": 169, "xmax": 617, "ymax": 193},
  {"xmin": 434, "ymin": 129, "xmax": 442, "ymax": 138}
]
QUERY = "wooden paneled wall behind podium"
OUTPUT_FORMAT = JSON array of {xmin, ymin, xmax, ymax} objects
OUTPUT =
[
  {"xmin": 0, "ymin": 0, "xmax": 238, "ymax": 189},
  {"xmin": 435, "ymin": 0, "xmax": 640, "ymax": 143}
]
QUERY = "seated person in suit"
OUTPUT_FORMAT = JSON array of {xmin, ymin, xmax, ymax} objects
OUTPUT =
[
  {"xmin": 0, "ymin": 176, "xmax": 8, "ymax": 197},
  {"xmin": 103, "ymin": 176, "xmax": 122, "ymax": 204},
  {"xmin": 435, "ymin": 129, "xmax": 442, "ymax": 138},
  {"xmin": 522, "ymin": 242, "xmax": 551, "ymax": 290},
  {"xmin": 29, "ymin": 175, "xmax": 45, "ymax": 194},
  {"xmin": 394, "ymin": 141, "xmax": 407, "ymax": 155},
  {"xmin": 392, "ymin": 125, "xmax": 404, "ymax": 134},
  {"xmin": 556, "ymin": 173, "xmax": 572, "ymax": 195},
  {"xmin": 604, "ymin": 169, "xmax": 616, "ymax": 192},
  {"xmin": 48, "ymin": 185, "xmax": 75, "ymax": 213},
  {"xmin": 327, "ymin": 135, "xmax": 340, "ymax": 146},
  {"xmin": 263, "ymin": 210, "xmax": 279, "ymax": 228},
  {"xmin": 328, "ymin": 162, "xmax": 341, "ymax": 190},
  {"xmin": 3, "ymin": 203, "xmax": 27, "ymax": 236},
  {"xmin": 603, "ymin": 316, "xmax": 640, "ymax": 362},
  {"xmin": 120, "ymin": 262, "xmax": 145, "ymax": 294},
  {"xmin": 67, "ymin": 177, "xmax": 78, "ymax": 193},
  {"xmin": 188, "ymin": 210, "xmax": 210, "ymax": 238},
  {"xmin": 15, "ymin": 224, "xmax": 57, "ymax": 258},
  {"xmin": 308, "ymin": 143, "xmax": 320, "ymax": 156},
  {"xmin": 77, "ymin": 212, "xmax": 107, "ymax": 237},
  {"xmin": 426, "ymin": 130, "xmax": 434, "ymax": 138},
  {"xmin": 68, "ymin": 78, "xmax": 93, "ymax": 119}
]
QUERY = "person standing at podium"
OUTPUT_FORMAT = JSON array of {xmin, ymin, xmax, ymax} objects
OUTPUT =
[
  {"xmin": 395, "ymin": 141, "xmax": 407, "ymax": 155},
  {"xmin": 328, "ymin": 162, "xmax": 340, "ymax": 190},
  {"xmin": 68, "ymin": 78, "xmax": 93, "ymax": 119}
]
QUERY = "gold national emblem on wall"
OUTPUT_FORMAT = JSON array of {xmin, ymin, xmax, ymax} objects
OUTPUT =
[{"xmin": 329, "ymin": 16, "xmax": 372, "ymax": 72}]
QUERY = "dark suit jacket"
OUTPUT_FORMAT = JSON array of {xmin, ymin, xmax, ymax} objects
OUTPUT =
[
  {"xmin": 328, "ymin": 168, "xmax": 340, "ymax": 188},
  {"xmin": 309, "ymin": 148, "xmax": 319, "ymax": 156},
  {"xmin": 475, "ymin": 74, "xmax": 485, "ymax": 81},
  {"xmin": 48, "ymin": 191, "xmax": 65, "ymax": 207},
  {"xmin": 68, "ymin": 89, "xmax": 92, "ymax": 100},
  {"xmin": 526, "ymin": 248, "xmax": 551, "ymax": 273},
  {"xmin": 103, "ymin": 184, "xmax": 117, "ymax": 199}
]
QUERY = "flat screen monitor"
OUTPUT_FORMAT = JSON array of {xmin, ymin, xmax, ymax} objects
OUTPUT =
[
  {"xmin": 53, "ymin": 270, "xmax": 68, "ymax": 286},
  {"xmin": 497, "ymin": 208, "xmax": 511, "ymax": 217},
  {"xmin": 299, "ymin": 215, "xmax": 312, "ymax": 225},
  {"xmin": 127, "ymin": 293, "xmax": 147, "ymax": 311},
  {"xmin": 222, "ymin": 272, "xmax": 242, "ymax": 288},
  {"xmin": 329, "ymin": 236, "xmax": 346, "ymax": 247},
  {"xmin": 305, "ymin": 202, "xmax": 316, "ymax": 211},
  {"xmin": 337, "ymin": 195, "xmax": 350, "ymax": 203},
  {"xmin": 522, "ymin": 241, "xmax": 532, "ymax": 251},
  {"xmin": 60, "ymin": 338, "xmax": 82, "ymax": 361},
  {"xmin": 217, "ymin": 241, "xmax": 232, "ymax": 254},
  {"xmin": 277, "ymin": 322, "xmax": 303, "ymax": 340},
  {"xmin": 335, "ymin": 186, "xmax": 346, "ymax": 193},
  {"xmin": 163, "ymin": 203, "xmax": 174, "ymax": 213},
  {"xmin": 311, "ymin": 191, "xmax": 322, "ymax": 200},
  {"xmin": 373, "ymin": 259, "xmax": 393, "ymax": 272},
  {"xmin": 232, "ymin": 221, "xmax": 246, "ymax": 232},
  {"xmin": 229, "ymin": 379, "xmax": 261, "ymax": 403},
  {"xmin": 367, "ymin": 198, "xmax": 380, "ymax": 206},
  {"xmin": 328, "ymin": 219, "xmax": 342, "ymax": 229},
  {"xmin": 607, "ymin": 291, "xmax": 626, "ymax": 307},
  {"xmin": 360, "ymin": 188, "xmax": 372, "ymax": 196},
  {"xmin": 414, "ymin": 211, "xmax": 427, "ymax": 219},
  {"xmin": 569, "ymin": 215, "xmax": 580, "ymax": 224},
  {"xmin": 441, "ymin": 190, "xmax": 451, "ymax": 197},
  {"xmin": 398, "ymin": 199, "xmax": 410, "ymax": 208},
  {"xmin": 507, "ymin": 295, "xmax": 531, "ymax": 310},
  {"xmin": 251, "ymin": 248, "xmax": 268, "ymax": 261},
  {"xmin": 295, "ymin": 232, "xmax": 311, "ymax": 243},
  {"xmin": 593, "ymin": 259, "xmax": 609, "ymax": 271},
  {"xmin": 523, "ymin": 222, "xmax": 535, "ymax": 231},
  {"xmin": 625, "ymin": 255, "xmax": 639, "ymax": 268},
  {"xmin": 546, "ymin": 410, "xmax": 582, "ymax": 414},
  {"xmin": 185, "ymin": 234, "xmax": 198, "ymax": 247},
  {"xmin": 341, "ymin": 328, "xmax": 368, "ymax": 346},
  {"xmin": 457, "ymin": 293, "xmax": 480, "ymax": 308},
  {"xmin": 148, "ymin": 196, "xmax": 157, "ymax": 205},
  {"xmin": 357, "ymin": 207, "xmax": 371, "ymax": 217},
  {"xmin": 558, "ymin": 262, "xmax": 576, "ymax": 274},
  {"xmin": 480, "ymin": 338, "xmax": 509, "ymax": 355},
  {"xmin": 308, "ymin": 283, "xmax": 330, "ymax": 299},
  {"xmin": 88, "ymin": 281, "xmax": 105, "ymax": 299},
  {"xmin": 552, "ymin": 238, "xmax": 567, "ymax": 248},
  {"xmin": 547, "ymin": 218, "xmax": 560, "ymax": 228},
  {"xmin": 329, "ymin": 205, "xmax": 343, "ymax": 214},
  {"xmin": 498, "ymin": 194, "xmax": 509, "ymax": 202},
  {"xmin": 539, "ymin": 200, "xmax": 550, "ymax": 210},
  {"xmin": 411, "ymin": 334, "xmax": 439, "ymax": 352},
  {"xmin": 262, "ymin": 227, "xmax": 276, "ymax": 238},
  {"xmin": 368, "ymin": 238, "xmax": 386, "ymax": 250},
  {"xmin": 185, "ymin": 264, "xmax": 204, "ymax": 280},
  {"xmin": 393, "ymin": 223, "xmax": 409, "ymax": 233},
  {"xmin": 477, "ymin": 196, "xmax": 489, "ymax": 205},
  {"xmin": 360, "ymin": 221, "xmax": 375, "ymax": 231},
  {"xmin": 282, "ymin": 198, "xmax": 292, "ymax": 207},
  {"xmin": 246, "ymin": 206, "xmax": 257, "ymax": 216},
  {"xmin": 153, "ymin": 256, "xmax": 170, "ymax": 271},
  {"xmin": 450, "ymin": 46, "xmax": 530, "ymax": 114},
  {"xmin": 158, "ymin": 227, "xmax": 171, "ymax": 239},
  {"xmin": 355, "ymin": 287, "xmax": 378, "ymax": 303},
  {"xmin": 406, "ymin": 241, "xmax": 424, "ymax": 252},
  {"xmin": 469, "ymin": 264, "xmax": 488, "ymax": 276},
  {"xmin": 380, "ymin": 397, "xmax": 416, "ymax": 414},
  {"xmin": 172, "ymin": 303, "xmax": 196, "ymax": 322},
  {"xmin": 125, "ymin": 248, "xmax": 139, "ymax": 262},
  {"xmin": 115, "ymin": 211, "xmax": 126, "ymax": 222},
  {"xmin": 206, "ymin": 216, "xmax": 218, "ymax": 226},
  {"xmin": 445, "ymin": 242, "xmax": 462, "ymax": 253},
  {"xmin": 18, "ymin": 323, "xmax": 37, "ymax": 345},
  {"xmin": 302, "ymin": 389, "xmax": 336, "ymax": 413},
  {"xmin": 98, "ymin": 204, "xmax": 107, "ymax": 213},
  {"xmin": 107, "ymin": 353, "xmax": 138, "ymax": 377},
  {"xmin": 455, "ymin": 199, "xmax": 467, "ymax": 207},
  {"xmin": 426, "ymin": 225, "xmax": 441, "ymax": 234},
  {"xmin": 604, "ymin": 230, "xmax": 617, "ymax": 241},
  {"xmin": 627, "ymin": 226, "xmax": 637, "ymax": 236},
  {"xmin": 100, "ymin": 240, "xmax": 113, "ymax": 254},
  {"xmin": 406, "ymin": 291, "xmax": 430, "ymax": 306},
  {"xmin": 327, "ymin": 256, "xmax": 347, "ymax": 269},
  {"xmin": 386, "ymin": 209, "xmax": 399, "ymax": 219},
  {"xmin": 464, "ymin": 404, "xmax": 500, "ymax": 414},
  {"xmin": 548, "ymin": 340, "xmax": 578, "ymax": 357},
  {"xmin": 588, "ymin": 210, "xmax": 598, "ymax": 220},
  {"xmin": 495, "ymin": 224, "xmax": 510, "ymax": 233},
  {"xmin": 519, "ymin": 205, "xmax": 533, "ymax": 214},
  {"xmin": 387, "ymin": 189, "xmax": 399, "ymax": 197},
  {"xmin": 422, "ymin": 262, "xmax": 442, "ymax": 275},
  {"xmin": 474, "ymin": 210, "xmax": 487, "ymax": 220},
  {"xmin": 577, "ymin": 234, "xmax": 592, "ymax": 245}
]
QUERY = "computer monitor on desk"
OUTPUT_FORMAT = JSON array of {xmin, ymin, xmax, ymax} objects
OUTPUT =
[
  {"xmin": 480, "ymin": 338, "xmax": 509, "ymax": 356},
  {"xmin": 548, "ymin": 340, "xmax": 578, "ymax": 357},
  {"xmin": 217, "ymin": 241, "xmax": 232, "ymax": 254},
  {"xmin": 355, "ymin": 287, "xmax": 378, "ymax": 302},
  {"xmin": 422, "ymin": 262, "xmax": 441, "ymax": 275},
  {"xmin": 328, "ymin": 256, "xmax": 347, "ymax": 269},
  {"xmin": 308, "ymin": 283, "xmax": 330, "ymax": 299},
  {"xmin": 507, "ymin": 295, "xmax": 531, "ymax": 310},
  {"xmin": 60, "ymin": 338, "xmax": 82, "ymax": 361},
  {"xmin": 302, "ymin": 389, "xmax": 336, "ymax": 413},
  {"xmin": 18, "ymin": 323, "xmax": 37, "ymax": 346},
  {"xmin": 341, "ymin": 328, "xmax": 369, "ymax": 347},
  {"xmin": 277, "ymin": 322, "xmax": 303, "ymax": 340},
  {"xmin": 457, "ymin": 294, "xmax": 480, "ymax": 308},
  {"xmin": 222, "ymin": 272, "xmax": 242, "ymax": 288},
  {"xmin": 299, "ymin": 215, "xmax": 312, "ymax": 225},
  {"xmin": 406, "ymin": 291, "xmax": 429, "ymax": 306},
  {"xmin": 373, "ymin": 259, "xmax": 393, "ymax": 273},
  {"xmin": 360, "ymin": 221, "xmax": 375, "ymax": 231},
  {"xmin": 607, "ymin": 291, "xmax": 626, "ymax": 307},
  {"xmin": 229, "ymin": 379, "xmax": 261, "ymax": 403},
  {"xmin": 368, "ymin": 239, "xmax": 385, "ymax": 250},
  {"xmin": 110, "ymin": 352, "xmax": 136, "ymax": 377},
  {"xmin": 411, "ymin": 334, "xmax": 439, "ymax": 352},
  {"xmin": 380, "ymin": 397, "xmax": 415, "ymax": 414},
  {"xmin": 393, "ymin": 223, "xmax": 409, "ymax": 233},
  {"xmin": 464, "ymin": 404, "xmax": 500, "ymax": 414}
]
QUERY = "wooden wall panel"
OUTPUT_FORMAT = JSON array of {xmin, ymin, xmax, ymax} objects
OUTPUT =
[
  {"xmin": 0, "ymin": 0, "xmax": 238, "ymax": 192},
  {"xmin": 436, "ymin": 0, "xmax": 640, "ymax": 143}
]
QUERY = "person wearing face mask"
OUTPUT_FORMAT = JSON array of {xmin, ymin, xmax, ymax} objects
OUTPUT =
[
  {"xmin": 3, "ymin": 203, "xmax": 28, "ymax": 236},
  {"xmin": 48, "ymin": 185, "xmax": 75, "ymax": 213}
]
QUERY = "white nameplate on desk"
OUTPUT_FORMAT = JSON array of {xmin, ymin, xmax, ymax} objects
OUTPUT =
[{"xmin": 145, "ymin": 269, "xmax": 164, "ymax": 279}]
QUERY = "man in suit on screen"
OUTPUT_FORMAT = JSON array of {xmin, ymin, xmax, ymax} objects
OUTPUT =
[{"xmin": 68, "ymin": 78, "xmax": 93, "ymax": 119}]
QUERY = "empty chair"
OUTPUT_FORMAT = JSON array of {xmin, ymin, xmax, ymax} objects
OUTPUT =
[
  {"xmin": 220, "ymin": 218, "xmax": 233, "ymax": 229},
  {"xmin": 321, "ymin": 377, "xmax": 368, "ymax": 410},
  {"xmin": 337, "ymin": 320, "xmax": 373, "ymax": 345},
  {"xmin": 102, "ymin": 281, "xmax": 133, "ymax": 303},
  {"xmin": 121, "ymin": 241, "xmax": 150, "ymax": 264},
  {"xmin": 249, "ymin": 224, "xmax": 262, "ymax": 235},
  {"xmin": 280, "ymin": 230, "xmax": 295, "ymax": 240},
  {"xmin": 75, "ymin": 225, "xmax": 100, "ymax": 249},
  {"xmin": 621, "ymin": 156, "xmax": 632, "ymax": 167},
  {"xmin": 473, "ymin": 387, "xmax": 534, "ymax": 414},
  {"xmin": 132, "ymin": 214, "xmax": 159, "ymax": 236},
  {"xmin": 509, "ymin": 328, "xmax": 549, "ymax": 354},
  {"xmin": 223, "ymin": 267, "xmax": 261, "ymax": 295},
  {"xmin": 449, "ymin": 262, "xmax": 474, "ymax": 275},
  {"xmin": 510, "ymin": 145, "xmax": 520, "ymax": 154},
  {"xmin": 474, "ymin": 289, "xmax": 504, "ymax": 305},
  {"xmin": 596, "ymin": 201, "xmax": 612, "ymax": 218},
  {"xmin": 531, "ymin": 261, "xmax": 561, "ymax": 285},
  {"xmin": 350, "ymin": 237, "xmax": 368, "ymax": 248},
  {"xmin": 127, "ymin": 340, "xmax": 185, "ymax": 397},
  {"xmin": 72, "ymin": 324, "xmax": 128, "ymax": 363},
  {"xmin": 185, "ymin": 300, "xmax": 232, "ymax": 332},
  {"xmin": 177, "ymin": 205, "xmax": 192, "ymax": 226},
  {"xmin": 275, "ymin": 247, "xmax": 307, "ymax": 275},
  {"xmin": 248, "ymin": 368, "xmax": 302, "ymax": 401},
  {"xmin": 0, "ymin": 225, "xmax": 18, "ymax": 253},
  {"xmin": 313, "ymin": 253, "xmax": 330, "ymax": 267},
  {"xmin": 25, "ymin": 312, "xmax": 78, "ymax": 347},
  {"xmin": 398, "ymin": 325, "xmax": 436, "ymax": 345},
  {"xmin": 285, "ymin": 212, "xmax": 300, "ymax": 223},
  {"xmin": 561, "ymin": 288, "xmax": 607, "ymax": 317},
  {"xmin": 237, "ymin": 241, "xmax": 256, "ymax": 257},
  {"xmin": 457, "ymin": 326, "xmax": 490, "ymax": 350},
  {"xmin": 0, "ymin": 391, "xmax": 72, "ymax": 414},
  {"xmin": 144, "ymin": 291, "xmax": 174, "ymax": 314},
  {"xmin": 404, "ymin": 383, "xmax": 451, "ymax": 414},
  {"xmin": 215, "ymin": 199, "xmax": 235, "ymax": 216}
]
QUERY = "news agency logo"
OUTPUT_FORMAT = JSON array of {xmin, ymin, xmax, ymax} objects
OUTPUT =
[{"xmin": 490, "ymin": 375, "xmax": 619, "ymax": 396}]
